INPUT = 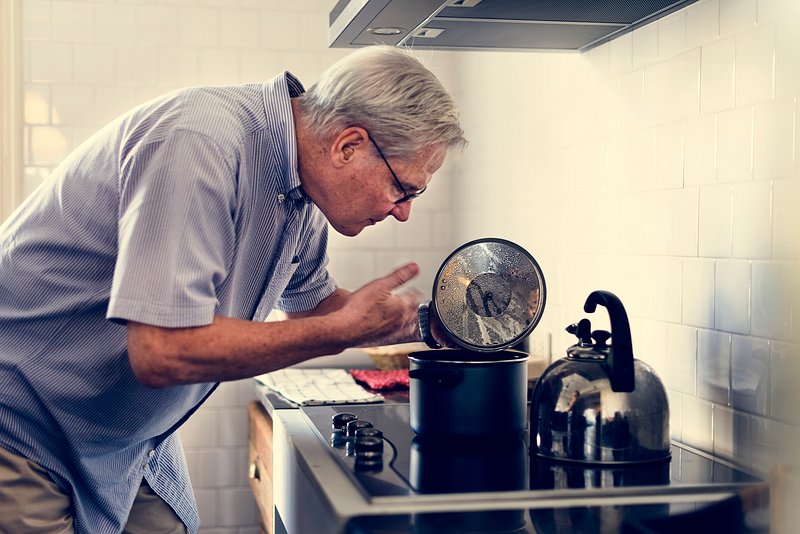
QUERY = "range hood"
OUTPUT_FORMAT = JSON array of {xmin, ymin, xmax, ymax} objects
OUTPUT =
[{"xmin": 329, "ymin": 0, "xmax": 698, "ymax": 52}]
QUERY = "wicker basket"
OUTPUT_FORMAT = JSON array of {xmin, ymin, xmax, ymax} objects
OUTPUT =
[{"xmin": 363, "ymin": 343, "xmax": 428, "ymax": 370}]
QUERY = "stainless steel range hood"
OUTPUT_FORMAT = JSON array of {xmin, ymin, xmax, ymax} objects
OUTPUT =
[{"xmin": 329, "ymin": 0, "xmax": 698, "ymax": 52}]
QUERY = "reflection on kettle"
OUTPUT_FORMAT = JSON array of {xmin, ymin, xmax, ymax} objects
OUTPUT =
[
  {"xmin": 531, "ymin": 290, "xmax": 670, "ymax": 465},
  {"xmin": 410, "ymin": 435, "xmax": 528, "ymax": 533}
]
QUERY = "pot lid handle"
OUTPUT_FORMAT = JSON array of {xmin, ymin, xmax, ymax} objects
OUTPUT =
[{"xmin": 584, "ymin": 290, "xmax": 634, "ymax": 392}]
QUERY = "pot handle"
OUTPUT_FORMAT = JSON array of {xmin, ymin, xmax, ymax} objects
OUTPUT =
[
  {"xmin": 408, "ymin": 368, "xmax": 464, "ymax": 389},
  {"xmin": 584, "ymin": 290, "xmax": 635, "ymax": 392}
]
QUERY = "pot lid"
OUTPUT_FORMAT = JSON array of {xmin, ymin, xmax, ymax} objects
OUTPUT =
[{"xmin": 432, "ymin": 238, "xmax": 546, "ymax": 352}]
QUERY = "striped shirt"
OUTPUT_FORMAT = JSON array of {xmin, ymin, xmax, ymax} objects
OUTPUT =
[{"xmin": 0, "ymin": 72, "xmax": 336, "ymax": 533}]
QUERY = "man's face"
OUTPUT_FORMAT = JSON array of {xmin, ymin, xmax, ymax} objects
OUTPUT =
[{"xmin": 322, "ymin": 138, "xmax": 447, "ymax": 237}]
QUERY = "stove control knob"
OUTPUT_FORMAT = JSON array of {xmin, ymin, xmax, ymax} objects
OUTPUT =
[
  {"xmin": 330, "ymin": 428, "xmax": 347, "ymax": 448},
  {"xmin": 354, "ymin": 436, "xmax": 384, "ymax": 456},
  {"xmin": 354, "ymin": 427, "xmax": 383, "ymax": 440},
  {"xmin": 331, "ymin": 413, "xmax": 357, "ymax": 430},
  {"xmin": 346, "ymin": 419, "xmax": 373, "ymax": 438}
]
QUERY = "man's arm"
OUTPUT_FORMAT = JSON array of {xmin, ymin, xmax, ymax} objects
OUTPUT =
[{"xmin": 126, "ymin": 264, "xmax": 422, "ymax": 388}]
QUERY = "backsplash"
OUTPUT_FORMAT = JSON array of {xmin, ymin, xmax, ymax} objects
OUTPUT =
[
  {"xmin": 447, "ymin": 0, "xmax": 800, "ymax": 474},
  {"xmin": 15, "ymin": 0, "xmax": 799, "ymax": 530}
]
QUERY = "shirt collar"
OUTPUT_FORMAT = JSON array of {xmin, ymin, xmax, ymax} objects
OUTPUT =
[{"xmin": 263, "ymin": 71, "xmax": 309, "ymax": 204}]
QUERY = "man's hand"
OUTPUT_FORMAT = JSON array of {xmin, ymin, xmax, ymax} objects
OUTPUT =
[{"xmin": 331, "ymin": 262, "xmax": 422, "ymax": 347}]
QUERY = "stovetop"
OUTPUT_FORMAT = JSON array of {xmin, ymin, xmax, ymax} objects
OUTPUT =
[{"xmin": 300, "ymin": 403, "xmax": 761, "ymax": 501}]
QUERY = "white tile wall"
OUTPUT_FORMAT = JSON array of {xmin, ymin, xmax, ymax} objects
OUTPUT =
[
  {"xmin": 17, "ymin": 0, "xmax": 800, "ymax": 525},
  {"xmin": 448, "ymin": 0, "xmax": 800, "ymax": 476}
]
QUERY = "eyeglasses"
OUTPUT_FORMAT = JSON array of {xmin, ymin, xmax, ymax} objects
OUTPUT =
[{"xmin": 368, "ymin": 134, "xmax": 426, "ymax": 205}]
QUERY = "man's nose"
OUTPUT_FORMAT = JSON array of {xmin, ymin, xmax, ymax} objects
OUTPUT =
[{"xmin": 390, "ymin": 201, "xmax": 412, "ymax": 222}]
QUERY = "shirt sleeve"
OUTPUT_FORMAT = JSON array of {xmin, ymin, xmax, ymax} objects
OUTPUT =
[
  {"xmin": 276, "ymin": 206, "xmax": 338, "ymax": 313},
  {"xmin": 107, "ymin": 129, "xmax": 237, "ymax": 327}
]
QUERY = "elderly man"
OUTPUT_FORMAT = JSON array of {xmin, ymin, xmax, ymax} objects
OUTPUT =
[{"xmin": 0, "ymin": 45, "xmax": 465, "ymax": 533}]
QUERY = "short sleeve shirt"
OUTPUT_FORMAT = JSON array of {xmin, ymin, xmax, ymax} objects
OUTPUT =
[{"xmin": 0, "ymin": 72, "xmax": 336, "ymax": 533}]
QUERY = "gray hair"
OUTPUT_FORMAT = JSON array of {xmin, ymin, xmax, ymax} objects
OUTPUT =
[{"xmin": 297, "ymin": 45, "xmax": 466, "ymax": 160}]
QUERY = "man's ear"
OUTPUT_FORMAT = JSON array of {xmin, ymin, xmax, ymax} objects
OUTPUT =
[{"xmin": 330, "ymin": 127, "xmax": 368, "ymax": 168}]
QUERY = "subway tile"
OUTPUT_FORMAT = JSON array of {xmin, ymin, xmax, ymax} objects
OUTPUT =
[
  {"xmin": 179, "ymin": 410, "xmax": 218, "ymax": 448},
  {"xmin": 193, "ymin": 489, "xmax": 219, "ymax": 528},
  {"xmin": 653, "ymin": 257, "xmax": 683, "ymax": 323},
  {"xmin": 30, "ymin": 126, "xmax": 71, "ymax": 165},
  {"xmin": 774, "ymin": 16, "xmax": 800, "ymax": 98},
  {"xmin": 179, "ymin": 6, "xmax": 220, "ymax": 47},
  {"xmin": 219, "ymin": 409, "xmax": 249, "ymax": 448},
  {"xmin": 683, "ymin": 258, "xmax": 715, "ymax": 328},
  {"xmin": 609, "ymin": 33, "xmax": 632, "ymax": 75},
  {"xmin": 731, "ymin": 335, "xmax": 770, "ymax": 415},
  {"xmin": 261, "ymin": 11, "xmax": 300, "ymax": 50},
  {"xmin": 217, "ymin": 487, "xmax": 258, "ymax": 527},
  {"xmin": 220, "ymin": 9, "xmax": 262, "ymax": 48},
  {"xmin": 23, "ymin": 0, "xmax": 51, "ymax": 41},
  {"xmin": 750, "ymin": 415, "xmax": 799, "ymax": 472},
  {"xmin": 668, "ymin": 49, "xmax": 702, "ymax": 121},
  {"xmin": 240, "ymin": 50, "xmax": 284, "ymax": 83},
  {"xmin": 396, "ymin": 211, "xmax": 434, "ymax": 248},
  {"xmin": 681, "ymin": 395, "xmax": 713, "ymax": 451},
  {"xmin": 715, "ymin": 260, "xmax": 751, "ymax": 333},
  {"xmin": 188, "ymin": 449, "xmax": 246, "ymax": 488},
  {"xmin": 632, "ymin": 21, "xmax": 659, "ymax": 69},
  {"xmin": 668, "ymin": 390, "xmax": 683, "ymax": 442},
  {"xmin": 326, "ymin": 250, "xmax": 375, "ymax": 291},
  {"xmin": 697, "ymin": 329, "xmax": 731, "ymax": 404},
  {"xmin": 73, "ymin": 44, "xmax": 115, "ymax": 84},
  {"xmin": 684, "ymin": 114, "xmax": 716, "ymax": 186},
  {"xmin": 735, "ymin": 26, "xmax": 775, "ymax": 106},
  {"xmin": 713, "ymin": 404, "xmax": 750, "ymax": 463},
  {"xmin": 686, "ymin": 0, "xmax": 720, "ymax": 48},
  {"xmin": 716, "ymin": 106, "xmax": 753, "ymax": 183},
  {"xmin": 667, "ymin": 187, "xmax": 699, "ymax": 256},
  {"xmin": 770, "ymin": 340, "xmax": 800, "ymax": 425},
  {"xmin": 114, "ymin": 46, "xmax": 159, "ymax": 85},
  {"xmin": 618, "ymin": 70, "xmax": 645, "ymax": 131},
  {"xmin": 198, "ymin": 49, "xmax": 239, "ymax": 85},
  {"xmin": 94, "ymin": 3, "xmax": 137, "ymax": 44},
  {"xmin": 752, "ymin": 261, "xmax": 793, "ymax": 339},
  {"xmin": 655, "ymin": 120, "xmax": 684, "ymax": 190},
  {"xmin": 667, "ymin": 323, "xmax": 697, "ymax": 395},
  {"xmin": 135, "ymin": 5, "xmax": 180, "ymax": 45},
  {"xmin": 93, "ymin": 86, "xmax": 139, "ymax": 126},
  {"xmin": 659, "ymin": 10, "xmax": 688, "ymax": 59},
  {"xmin": 28, "ymin": 42, "xmax": 73, "ymax": 83},
  {"xmin": 24, "ymin": 86, "xmax": 50, "ymax": 124},
  {"xmin": 51, "ymin": 85, "xmax": 94, "ymax": 126},
  {"xmin": 753, "ymin": 98, "xmax": 794, "ymax": 182},
  {"xmin": 731, "ymin": 181, "xmax": 772, "ymax": 259},
  {"xmin": 700, "ymin": 37, "xmax": 735, "ymax": 113},
  {"xmin": 698, "ymin": 184, "xmax": 732, "ymax": 257},
  {"xmin": 205, "ymin": 380, "xmax": 246, "ymax": 409},
  {"xmin": 638, "ymin": 320, "xmax": 669, "ymax": 381},
  {"xmin": 51, "ymin": 1, "xmax": 93, "ymax": 43},
  {"xmin": 720, "ymin": 0, "xmax": 757, "ymax": 37},
  {"xmin": 644, "ymin": 63, "xmax": 672, "ymax": 127},
  {"xmin": 156, "ymin": 48, "xmax": 199, "ymax": 86}
]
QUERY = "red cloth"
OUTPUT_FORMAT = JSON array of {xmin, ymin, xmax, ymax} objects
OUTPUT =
[{"xmin": 350, "ymin": 369, "xmax": 410, "ymax": 391}]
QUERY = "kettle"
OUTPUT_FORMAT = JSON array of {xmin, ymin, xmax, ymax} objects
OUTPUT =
[{"xmin": 530, "ymin": 290, "xmax": 670, "ymax": 465}]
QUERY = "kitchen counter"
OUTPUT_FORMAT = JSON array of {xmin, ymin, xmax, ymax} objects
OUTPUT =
[{"xmin": 253, "ymin": 392, "xmax": 766, "ymax": 534}]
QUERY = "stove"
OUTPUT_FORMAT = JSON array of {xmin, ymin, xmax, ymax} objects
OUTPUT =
[
  {"xmin": 272, "ymin": 402, "xmax": 764, "ymax": 533},
  {"xmin": 300, "ymin": 403, "xmax": 759, "ymax": 500}
]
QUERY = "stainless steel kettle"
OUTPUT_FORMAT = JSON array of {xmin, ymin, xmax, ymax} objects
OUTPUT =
[{"xmin": 530, "ymin": 290, "xmax": 670, "ymax": 465}]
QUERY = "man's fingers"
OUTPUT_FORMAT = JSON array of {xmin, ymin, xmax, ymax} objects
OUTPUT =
[{"xmin": 372, "ymin": 263, "xmax": 420, "ymax": 292}]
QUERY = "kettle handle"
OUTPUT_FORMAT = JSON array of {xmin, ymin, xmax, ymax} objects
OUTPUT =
[{"xmin": 584, "ymin": 290, "xmax": 634, "ymax": 392}]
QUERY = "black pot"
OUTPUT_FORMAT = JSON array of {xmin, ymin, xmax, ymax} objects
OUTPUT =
[{"xmin": 408, "ymin": 349, "xmax": 529, "ymax": 437}]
